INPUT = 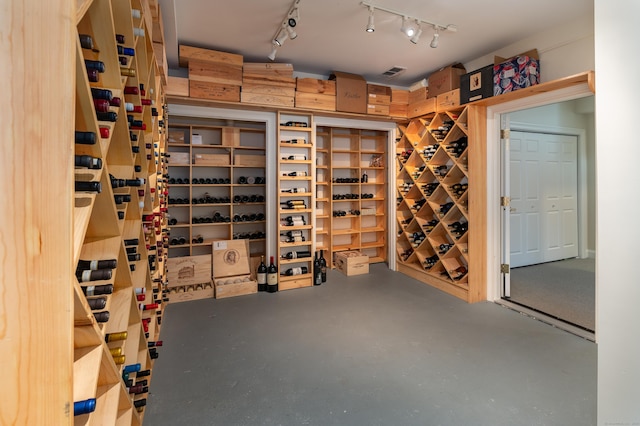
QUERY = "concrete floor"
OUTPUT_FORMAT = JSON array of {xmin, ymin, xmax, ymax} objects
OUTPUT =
[{"xmin": 145, "ymin": 264, "xmax": 596, "ymax": 426}]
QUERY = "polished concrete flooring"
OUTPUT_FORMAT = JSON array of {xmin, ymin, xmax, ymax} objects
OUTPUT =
[{"xmin": 145, "ymin": 264, "xmax": 596, "ymax": 426}]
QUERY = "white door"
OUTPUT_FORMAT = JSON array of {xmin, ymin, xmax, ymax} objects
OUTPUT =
[{"xmin": 509, "ymin": 131, "xmax": 579, "ymax": 268}]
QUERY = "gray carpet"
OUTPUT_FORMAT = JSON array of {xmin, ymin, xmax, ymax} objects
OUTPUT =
[
  {"xmin": 144, "ymin": 264, "xmax": 596, "ymax": 426},
  {"xmin": 510, "ymin": 258, "xmax": 595, "ymax": 331}
]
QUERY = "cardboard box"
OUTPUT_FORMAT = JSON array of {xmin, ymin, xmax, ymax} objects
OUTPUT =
[
  {"xmin": 436, "ymin": 89, "xmax": 461, "ymax": 111},
  {"xmin": 460, "ymin": 64, "xmax": 494, "ymax": 104},
  {"xmin": 333, "ymin": 250, "xmax": 369, "ymax": 276},
  {"xmin": 189, "ymin": 80, "xmax": 240, "ymax": 102},
  {"xmin": 167, "ymin": 255, "xmax": 212, "ymax": 288},
  {"xmin": 166, "ymin": 76, "xmax": 189, "ymax": 97},
  {"xmin": 296, "ymin": 78, "xmax": 336, "ymax": 95},
  {"xmin": 212, "ymin": 240, "xmax": 257, "ymax": 298},
  {"xmin": 295, "ymin": 92, "xmax": 336, "ymax": 111},
  {"xmin": 329, "ymin": 71, "xmax": 367, "ymax": 114},
  {"xmin": 193, "ymin": 153, "xmax": 229, "ymax": 166},
  {"xmin": 427, "ymin": 63, "xmax": 466, "ymax": 98},
  {"xmin": 493, "ymin": 49, "xmax": 540, "ymax": 95}
]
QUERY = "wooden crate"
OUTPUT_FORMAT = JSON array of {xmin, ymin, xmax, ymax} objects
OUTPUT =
[
  {"xmin": 179, "ymin": 45, "xmax": 243, "ymax": 68},
  {"xmin": 240, "ymin": 92, "xmax": 294, "ymax": 108},
  {"xmin": 296, "ymin": 78, "xmax": 336, "ymax": 95},
  {"xmin": 169, "ymin": 152, "xmax": 190, "ymax": 165},
  {"xmin": 189, "ymin": 80, "xmax": 240, "ymax": 102},
  {"xmin": 408, "ymin": 97, "xmax": 437, "ymax": 118},
  {"xmin": 243, "ymin": 62, "xmax": 294, "ymax": 77},
  {"xmin": 367, "ymin": 104, "xmax": 390, "ymax": 116},
  {"xmin": 389, "ymin": 103, "xmax": 408, "ymax": 118},
  {"xmin": 334, "ymin": 250, "xmax": 369, "ymax": 276},
  {"xmin": 193, "ymin": 153, "xmax": 229, "ymax": 166},
  {"xmin": 212, "ymin": 240, "xmax": 257, "ymax": 298},
  {"xmin": 279, "ymin": 276, "xmax": 312, "ymax": 291},
  {"xmin": 167, "ymin": 284, "xmax": 214, "ymax": 303},
  {"xmin": 189, "ymin": 59, "xmax": 243, "ymax": 86},
  {"xmin": 367, "ymin": 93, "xmax": 391, "ymax": 105},
  {"xmin": 295, "ymin": 92, "xmax": 336, "ymax": 111},
  {"xmin": 166, "ymin": 76, "xmax": 189, "ymax": 97},
  {"xmin": 436, "ymin": 89, "xmax": 461, "ymax": 111},
  {"xmin": 408, "ymin": 87, "xmax": 428, "ymax": 103},
  {"xmin": 234, "ymin": 154, "xmax": 266, "ymax": 167},
  {"xmin": 242, "ymin": 83, "xmax": 295, "ymax": 97},
  {"xmin": 242, "ymin": 75, "xmax": 296, "ymax": 88},
  {"xmin": 167, "ymin": 255, "xmax": 212, "ymax": 288},
  {"xmin": 391, "ymin": 89, "xmax": 409, "ymax": 104}
]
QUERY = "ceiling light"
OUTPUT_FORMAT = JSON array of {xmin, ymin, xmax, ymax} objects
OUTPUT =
[
  {"xmin": 273, "ymin": 28, "xmax": 288, "ymax": 47},
  {"xmin": 268, "ymin": 45, "xmax": 278, "ymax": 61},
  {"xmin": 430, "ymin": 31, "xmax": 439, "ymax": 48},
  {"xmin": 410, "ymin": 25, "xmax": 422, "ymax": 44},
  {"xmin": 286, "ymin": 23, "xmax": 297, "ymax": 40},
  {"xmin": 366, "ymin": 6, "xmax": 375, "ymax": 32},
  {"xmin": 401, "ymin": 16, "xmax": 417, "ymax": 37}
]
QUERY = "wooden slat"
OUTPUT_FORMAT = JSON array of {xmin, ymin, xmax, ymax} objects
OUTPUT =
[
  {"xmin": 189, "ymin": 59, "xmax": 243, "ymax": 86},
  {"xmin": 0, "ymin": 0, "xmax": 74, "ymax": 423},
  {"xmin": 179, "ymin": 45, "xmax": 243, "ymax": 68}
]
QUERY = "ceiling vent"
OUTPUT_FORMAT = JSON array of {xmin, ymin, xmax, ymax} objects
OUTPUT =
[{"xmin": 382, "ymin": 66, "xmax": 407, "ymax": 79}]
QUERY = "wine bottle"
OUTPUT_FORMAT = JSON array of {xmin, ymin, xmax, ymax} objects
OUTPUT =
[
  {"xmin": 75, "ymin": 131, "xmax": 96, "ymax": 145},
  {"xmin": 105, "ymin": 331, "xmax": 127, "ymax": 343},
  {"xmin": 75, "ymin": 181, "xmax": 101, "ymax": 193},
  {"xmin": 93, "ymin": 311, "xmax": 110, "ymax": 323},
  {"xmin": 319, "ymin": 250, "xmax": 327, "ymax": 282},
  {"xmin": 77, "ymin": 269, "xmax": 112, "ymax": 282},
  {"xmin": 81, "ymin": 284, "xmax": 113, "ymax": 296},
  {"xmin": 87, "ymin": 297, "xmax": 107, "ymax": 310},
  {"xmin": 267, "ymin": 256, "xmax": 278, "ymax": 293},
  {"xmin": 314, "ymin": 252, "xmax": 322, "ymax": 285},
  {"xmin": 361, "ymin": 171, "xmax": 368, "ymax": 183},
  {"xmin": 284, "ymin": 250, "xmax": 311, "ymax": 259},
  {"xmin": 281, "ymin": 187, "xmax": 306, "ymax": 193},
  {"xmin": 285, "ymin": 171, "xmax": 308, "ymax": 176},
  {"xmin": 284, "ymin": 267, "xmax": 308, "ymax": 276},
  {"xmin": 74, "ymin": 398, "xmax": 97, "ymax": 416},
  {"xmin": 77, "ymin": 259, "xmax": 117, "ymax": 271}
]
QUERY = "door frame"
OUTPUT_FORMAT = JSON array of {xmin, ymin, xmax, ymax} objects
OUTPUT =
[{"xmin": 485, "ymin": 83, "xmax": 594, "ymax": 303}]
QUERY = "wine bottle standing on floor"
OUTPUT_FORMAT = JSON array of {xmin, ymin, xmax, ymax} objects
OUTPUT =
[
  {"xmin": 257, "ymin": 256, "xmax": 267, "ymax": 292},
  {"xmin": 319, "ymin": 249, "xmax": 327, "ymax": 283},
  {"xmin": 267, "ymin": 256, "xmax": 278, "ymax": 293},
  {"xmin": 314, "ymin": 251, "xmax": 322, "ymax": 285}
]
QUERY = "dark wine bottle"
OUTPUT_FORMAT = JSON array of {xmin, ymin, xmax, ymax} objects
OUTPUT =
[
  {"xmin": 87, "ymin": 297, "xmax": 107, "ymax": 310},
  {"xmin": 77, "ymin": 259, "xmax": 117, "ymax": 271},
  {"xmin": 256, "ymin": 256, "xmax": 267, "ymax": 292},
  {"xmin": 77, "ymin": 269, "xmax": 112, "ymax": 282},
  {"xmin": 81, "ymin": 284, "xmax": 113, "ymax": 296},
  {"xmin": 284, "ymin": 267, "xmax": 308, "ymax": 276},
  {"xmin": 75, "ymin": 131, "xmax": 96, "ymax": 145},
  {"xmin": 267, "ymin": 256, "xmax": 278, "ymax": 293},
  {"xmin": 286, "ymin": 171, "xmax": 308, "ymax": 176},
  {"xmin": 319, "ymin": 250, "xmax": 327, "ymax": 282},
  {"xmin": 314, "ymin": 252, "xmax": 322, "ymax": 285},
  {"xmin": 93, "ymin": 311, "xmax": 110, "ymax": 323},
  {"xmin": 284, "ymin": 250, "xmax": 311, "ymax": 259},
  {"xmin": 74, "ymin": 155, "xmax": 102, "ymax": 170},
  {"xmin": 75, "ymin": 181, "xmax": 101, "ymax": 193}
]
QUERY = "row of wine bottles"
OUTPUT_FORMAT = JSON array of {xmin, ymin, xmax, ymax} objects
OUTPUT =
[
  {"xmin": 332, "ymin": 193, "xmax": 376, "ymax": 200},
  {"xmin": 256, "ymin": 250, "xmax": 327, "ymax": 292},
  {"xmin": 168, "ymin": 177, "xmax": 232, "ymax": 185}
]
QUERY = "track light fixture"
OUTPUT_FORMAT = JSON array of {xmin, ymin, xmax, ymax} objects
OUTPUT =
[
  {"xmin": 361, "ymin": 1, "xmax": 457, "ymax": 48},
  {"xmin": 430, "ymin": 30, "xmax": 440, "ymax": 48},
  {"xmin": 366, "ymin": 6, "xmax": 375, "ymax": 32},
  {"xmin": 268, "ymin": 0, "xmax": 301, "ymax": 61}
]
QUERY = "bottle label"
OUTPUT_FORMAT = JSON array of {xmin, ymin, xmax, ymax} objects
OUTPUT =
[
  {"xmin": 267, "ymin": 273, "xmax": 278, "ymax": 285},
  {"xmin": 292, "ymin": 267, "xmax": 302, "ymax": 275},
  {"xmin": 257, "ymin": 272, "xmax": 267, "ymax": 284}
]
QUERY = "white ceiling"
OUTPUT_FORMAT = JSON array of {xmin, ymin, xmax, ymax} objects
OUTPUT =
[{"xmin": 158, "ymin": 0, "xmax": 593, "ymax": 87}]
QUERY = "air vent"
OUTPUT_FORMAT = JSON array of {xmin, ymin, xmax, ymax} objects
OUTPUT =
[{"xmin": 382, "ymin": 66, "xmax": 407, "ymax": 79}]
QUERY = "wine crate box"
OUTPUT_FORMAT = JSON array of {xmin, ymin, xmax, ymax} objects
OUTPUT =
[
  {"xmin": 296, "ymin": 78, "xmax": 336, "ymax": 95},
  {"xmin": 194, "ymin": 153, "xmax": 230, "ymax": 166},
  {"xmin": 391, "ymin": 89, "xmax": 410, "ymax": 104},
  {"xmin": 167, "ymin": 255, "xmax": 213, "ymax": 288},
  {"xmin": 189, "ymin": 80, "xmax": 240, "ymax": 102},
  {"xmin": 389, "ymin": 103, "xmax": 408, "ymax": 119},
  {"xmin": 295, "ymin": 92, "xmax": 336, "ymax": 111},
  {"xmin": 212, "ymin": 239, "xmax": 257, "ymax": 298},
  {"xmin": 367, "ymin": 104, "xmax": 390, "ymax": 116},
  {"xmin": 189, "ymin": 59, "xmax": 243, "ymax": 86},
  {"xmin": 427, "ymin": 63, "xmax": 466, "ymax": 98},
  {"xmin": 168, "ymin": 130, "xmax": 185, "ymax": 143},
  {"xmin": 169, "ymin": 152, "xmax": 190, "ymax": 165},
  {"xmin": 242, "ymin": 83, "xmax": 296, "ymax": 97},
  {"xmin": 460, "ymin": 64, "xmax": 494, "ymax": 104},
  {"xmin": 234, "ymin": 154, "xmax": 266, "ymax": 167},
  {"xmin": 367, "ymin": 84, "xmax": 392, "ymax": 105},
  {"xmin": 493, "ymin": 49, "xmax": 540, "ymax": 95},
  {"xmin": 436, "ymin": 89, "xmax": 461, "ymax": 111},
  {"xmin": 179, "ymin": 45, "xmax": 243, "ymax": 68},
  {"xmin": 408, "ymin": 86, "xmax": 428, "ymax": 103},
  {"xmin": 329, "ymin": 71, "xmax": 367, "ymax": 114},
  {"xmin": 407, "ymin": 97, "xmax": 437, "ymax": 118},
  {"xmin": 333, "ymin": 250, "xmax": 369, "ymax": 276},
  {"xmin": 168, "ymin": 284, "xmax": 214, "ymax": 303},
  {"xmin": 240, "ymin": 92, "xmax": 294, "ymax": 108},
  {"xmin": 166, "ymin": 76, "xmax": 189, "ymax": 97}
]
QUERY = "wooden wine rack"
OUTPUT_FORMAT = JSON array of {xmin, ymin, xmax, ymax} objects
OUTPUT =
[
  {"xmin": 73, "ymin": 0, "xmax": 168, "ymax": 423},
  {"xmin": 395, "ymin": 103, "xmax": 486, "ymax": 303}
]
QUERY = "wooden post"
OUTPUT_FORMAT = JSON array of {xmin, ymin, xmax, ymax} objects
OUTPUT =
[{"xmin": 0, "ymin": 0, "xmax": 75, "ymax": 423}]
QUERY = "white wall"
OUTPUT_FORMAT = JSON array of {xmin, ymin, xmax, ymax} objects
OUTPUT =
[{"xmin": 595, "ymin": 1, "xmax": 640, "ymax": 424}]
